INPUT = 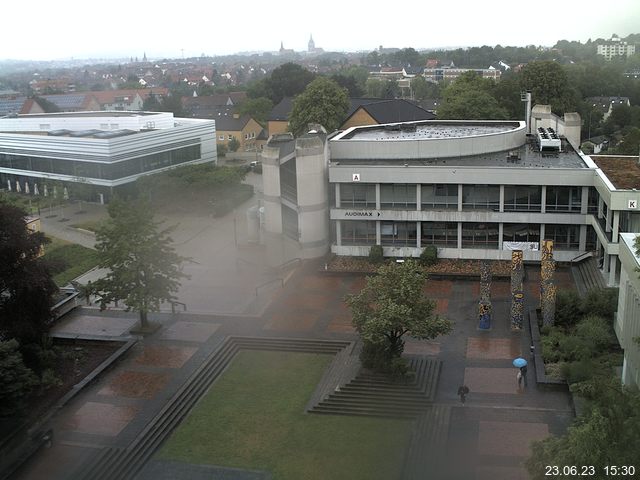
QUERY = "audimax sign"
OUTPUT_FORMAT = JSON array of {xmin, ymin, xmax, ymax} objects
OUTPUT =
[{"xmin": 343, "ymin": 211, "xmax": 381, "ymax": 217}]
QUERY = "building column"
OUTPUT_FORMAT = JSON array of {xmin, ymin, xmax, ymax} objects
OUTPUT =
[
  {"xmin": 612, "ymin": 211, "xmax": 620, "ymax": 242},
  {"xmin": 335, "ymin": 183, "xmax": 341, "ymax": 208},
  {"xmin": 499, "ymin": 185, "xmax": 505, "ymax": 213},
  {"xmin": 603, "ymin": 253, "xmax": 610, "ymax": 275},
  {"xmin": 540, "ymin": 224, "xmax": 545, "ymax": 245},
  {"xmin": 609, "ymin": 255, "xmax": 617, "ymax": 286},
  {"xmin": 581, "ymin": 186, "xmax": 589, "ymax": 215},
  {"xmin": 579, "ymin": 225, "xmax": 587, "ymax": 251},
  {"xmin": 376, "ymin": 221, "xmax": 381, "ymax": 245},
  {"xmin": 416, "ymin": 221, "xmax": 421, "ymax": 248},
  {"xmin": 540, "ymin": 185, "xmax": 547, "ymax": 213},
  {"xmin": 458, "ymin": 184, "xmax": 463, "ymax": 212},
  {"xmin": 598, "ymin": 196, "xmax": 604, "ymax": 219},
  {"xmin": 457, "ymin": 222, "xmax": 462, "ymax": 250},
  {"xmin": 415, "ymin": 184, "xmax": 421, "ymax": 211},
  {"xmin": 335, "ymin": 220, "xmax": 342, "ymax": 247},
  {"xmin": 498, "ymin": 223, "xmax": 504, "ymax": 250},
  {"xmin": 375, "ymin": 183, "xmax": 381, "ymax": 210}
]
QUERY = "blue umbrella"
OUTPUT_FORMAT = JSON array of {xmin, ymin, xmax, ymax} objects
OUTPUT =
[{"xmin": 513, "ymin": 357, "xmax": 527, "ymax": 368}]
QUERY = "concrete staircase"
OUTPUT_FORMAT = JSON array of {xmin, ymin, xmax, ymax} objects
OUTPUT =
[
  {"xmin": 309, "ymin": 357, "xmax": 442, "ymax": 419},
  {"xmin": 401, "ymin": 405, "xmax": 452, "ymax": 480},
  {"xmin": 72, "ymin": 336, "xmax": 351, "ymax": 480},
  {"xmin": 573, "ymin": 257, "xmax": 607, "ymax": 296}
]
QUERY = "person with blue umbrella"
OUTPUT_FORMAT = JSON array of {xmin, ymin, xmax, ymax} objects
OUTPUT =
[{"xmin": 513, "ymin": 357, "xmax": 528, "ymax": 387}]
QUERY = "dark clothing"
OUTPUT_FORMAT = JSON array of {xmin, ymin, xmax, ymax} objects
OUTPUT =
[
  {"xmin": 457, "ymin": 385, "xmax": 469, "ymax": 403},
  {"xmin": 520, "ymin": 366, "xmax": 528, "ymax": 386}
]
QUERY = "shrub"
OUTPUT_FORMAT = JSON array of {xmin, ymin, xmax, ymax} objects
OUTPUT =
[
  {"xmin": 555, "ymin": 289, "xmax": 583, "ymax": 328},
  {"xmin": 582, "ymin": 288, "xmax": 618, "ymax": 320},
  {"xmin": 368, "ymin": 244, "xmax": 384, "ymax": 264},
  {"xmin": 419, "ymin": 245, "xmax": 438, "ymax": 266},
  {"xmin": 574, "ymin": 315, "xmax": 615, "ymax": 356},
  {"xmin": 0, "ymin": 340, "xmax": 38, "ymax": 417}
]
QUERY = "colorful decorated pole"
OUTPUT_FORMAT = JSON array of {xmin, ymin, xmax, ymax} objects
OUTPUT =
[
  {"xmin": 478, "ymin": 260, "xmax": 492, "ymax": 330},
  {"xmin": 510, "ymin": 250, "xmax": 524, "ymax": 330},
  {"xmin": 541, "ymin": 239, "xmax": 556, "ymax": 326}
]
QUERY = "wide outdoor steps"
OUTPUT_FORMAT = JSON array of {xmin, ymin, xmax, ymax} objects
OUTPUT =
[
  {"xmin": 401, "ymin": 405, "xmax": 452, "ymax": 480},
  {"xmin": 310, "ymin": 357, "xmax": 442, "ymax": 419},
  {"xmin": 72, "ymin": 336, "xmax": 351, "ymax": 480},
  {"xmin": 573, "ymin": 257, "xmax": 607, "ymax": 296}
]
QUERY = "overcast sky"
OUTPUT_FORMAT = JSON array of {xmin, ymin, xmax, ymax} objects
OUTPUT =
[{"xmin": 2, "ymin": 0, "xmax": 639, "ymax": 61}]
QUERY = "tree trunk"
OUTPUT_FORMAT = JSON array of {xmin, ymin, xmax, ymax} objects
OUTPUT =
[{"xmin": 139, "ymin": 309, "xmax": 148, "ymax": 329}]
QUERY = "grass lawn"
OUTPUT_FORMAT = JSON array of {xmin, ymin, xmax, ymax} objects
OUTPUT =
[
  {"xmin": 159, "ymin": 350, "xmax": 412, "ymax": 480},
  {"xmin": 70, "ymin": 219, "xmax": 104, "ymax": 232},
  {"xmin": 44, "ymin": 236, "xmax": 99, "ymax": 286}
]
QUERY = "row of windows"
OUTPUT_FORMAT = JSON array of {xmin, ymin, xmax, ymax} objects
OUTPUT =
[
  {"xmin": 338, "ymin": 184, "xmax": 598, "ymax": 214},
  {"xmin": 217, "ymin": 132, "xmax": 257, "ymax": 141},
  {"xmin": 0, "ymin": 145, "xmax": 201, "ymax": 181},
  {"xmin": 339, "ymin": 220, "xmax": 589, "ymax": 250}
]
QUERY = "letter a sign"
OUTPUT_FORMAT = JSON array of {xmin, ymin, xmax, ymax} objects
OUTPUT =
[{"xmin": 352, "ymin": 173, "xmax": 361, "ymax": 182}]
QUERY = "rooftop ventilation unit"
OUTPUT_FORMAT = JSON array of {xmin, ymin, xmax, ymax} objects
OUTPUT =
[{"xmin": 537, "ymin": 127, "xmax": 561, "ymax": 152}]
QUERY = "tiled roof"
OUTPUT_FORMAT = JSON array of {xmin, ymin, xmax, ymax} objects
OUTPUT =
[
  {"xmin": 346, "ymin": 99, "xmax": 436, "ymax": 125},
  {"xmin": 216, "ymin": 114, "xmax": 251, "ymax": 131},
  {"xmin": 0, "ymin": 97, "xmax": 27, "ymax": 116}
]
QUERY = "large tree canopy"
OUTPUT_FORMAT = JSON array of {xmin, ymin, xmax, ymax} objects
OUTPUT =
[
  {"xmin": 438, "ymin": 71, "xmax": 508, "ymax": 120},
  {"xmin": 288, "ymin": 77, "xmax": 349, "ymax": 135},
  {"xmin": 248, "ymin": 63, "xmax": 316, "ymax": 104},
  {"xmin": 345, "ymin": 260, "xmax": 452, "ymax": 371},
  {"xmin": 520, "ymin": 61, "xmax": 579, "ymax": 115},
  {"xmin": 0, "ymin": 202, "xmax": 57, "ymax": 345},
  {"xmin": 93, "ymin": 198, "xmax": 189, "ymax": 329}
]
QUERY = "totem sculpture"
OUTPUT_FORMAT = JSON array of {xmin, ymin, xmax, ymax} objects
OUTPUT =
[
  {"xmin": 510, "ymin": 250, "xmax": 524, "ymax": 330},
  {"xmin": 478, "ymin": 260, "xmax": 492, "ymax": 330},
  {"xmin": 540, "ymin": 240, "xmax": 556, "ymax": 326}
]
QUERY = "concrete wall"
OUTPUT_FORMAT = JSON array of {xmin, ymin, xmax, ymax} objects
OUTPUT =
[
  {"xmin": 261, "ymin": 142, "xmax": 284, "ymax": 235},
  {"xmin": 0, "ymin": 111, "xmax": 175, "ymax": 132},
  {"xmin": 615, "ymin": 233, "xmax": 640, "ymax": 387}
]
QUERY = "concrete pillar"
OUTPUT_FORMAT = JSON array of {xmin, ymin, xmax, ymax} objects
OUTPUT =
[
  {"xmin": 579, "ymin": 225, "xmax": 587, "ymax": 251},
  {"xmin": 603, "ymin": 253, "xmax": 610, "ymax": 275},
  {"xmin": 540, "ymin": 224, "xmax": 545, "ymax": 246},
  {"xmin": 336, "ymin": 220, "xmax": 342, "ymax": 246},
  {"xmin": 375, "ymin": 183, "xmax": 381, "ymax": 210},
  {"xmin": 609, "ymin": 255, "xmax": 617, "ymax": 286},
  {"xmin": 458, "ymin": 184, "xmax": 463, "ymax": 211},
  {"xmin": 457, "ymin": 222, "xmax": 462, "ymax": 250},
  {"xmin": 598, "ymin": 196, "xmax": 604, "ymax": 219},
  {"xmin": 416, "ymin": 184, "xmax": 421, "ymax": 211},
  {"xmin": 335, "ymin": 183, "xmax": 341, "ymax": 208},
  {"xmin": 499, "ymin": 185, "xmax": 505, "ymax": 213},
  {"xmin": 376, "ymin": 221, "xmax": 381, "ymax": 245},
  {"xmin": 612, "ymin": 211, "xmax": 620, "ymax": 242},
  {"xmin": 581, "ymin": 186, "xmax": 589, "ymax": 215},
  {"xmin": 416, "ymin": 221, "xmax": 421, "ymax": 248},
  {"xmin": 541, "ymin": 185, "xmax": 547, "ymax": 213},
  {"xmin": 498, "ymin": 223, "xmax": 504, "ymax": 250}
]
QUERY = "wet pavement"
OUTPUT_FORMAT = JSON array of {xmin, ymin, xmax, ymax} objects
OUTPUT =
[{"xmin": 14, "ymin": 185, "xmax": 579, "ymax": 479}]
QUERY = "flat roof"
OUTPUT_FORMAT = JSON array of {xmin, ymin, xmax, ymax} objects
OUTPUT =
[
  {"xmin": 591, "ymin": 155, "xmax": 640, "ymax": 189},
  {"xmin": 331, "ymin": 138, "xmax": 588, "ymax": 169},
  {"xmin": 334, "ymin": 120, "xmax": 521, "ymax": 141},
  {"xmin": 14, "ymin": 111, "xmax": 161, "ymax": 119}
]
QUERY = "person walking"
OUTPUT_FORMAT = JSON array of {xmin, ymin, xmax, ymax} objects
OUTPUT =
[
  {"xmin": 457, "ymin": 385, "xmax": 469, "ymax": 404},
  {"xmin": 520, "ymin": 365, "xmax": 528, "ymax": 387}
]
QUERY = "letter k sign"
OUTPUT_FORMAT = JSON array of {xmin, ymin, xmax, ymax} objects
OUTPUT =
[
  {"xmin": 352, "ymin": 173, "xmax": 360, "ymax": 182},
  {"xmin": 629, "ymin": 200, "xmax": 637, "ymax": 209}
]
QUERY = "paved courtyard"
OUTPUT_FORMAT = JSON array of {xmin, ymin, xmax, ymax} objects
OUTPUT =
[{"xmin": 15, "ymin": 183, "xmax": 576, "ymax": 479}]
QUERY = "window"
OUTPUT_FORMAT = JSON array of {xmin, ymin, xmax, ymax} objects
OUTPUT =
[
  {"xmin": 228, "ymin": 134, "xmax": 233, "ymax": 141},
  {"xmin": 462, "ymin": 222, "xmax": 499, "ymax": 249},
  {"xmin": 544, "ymin": 224, "xmax": 579, "ymax": 250},
  {"xmin": 381, "ymin": 221, "xmax": 417, "ymax": 246},
  {"xmin": 380, "ymin": 184, "xmax": 416, "ymax": 209},
  {"xmin": 422, "ymin": 184, "xmax": 458, "ymax": 210},
  {"xmin": 340, "ymin": 183, "xmax": 376, "ymax": 208},
  {"xmin": 219, "ymin": 135, "xmax": 224, "ymax": 141},
  {"xmin": 245, "ymin": 134, "xmax": 249, "ymax": 140},
  {"xmin": 462, "ymin": 185, "xmax": 499, "ymax": 211},
  {"xmin": 504, "ymin": 186, "xmax": 541, "ymax": 212},
  {"xmin": 421, "ymin": 222, "xmax": 458, "ymax": 247},
  {"xmin": 545, "ymin": 186, "xmax": 581, "ymax": 212},
  {"xmin": 341, "ymin": 220, "xmax": 376, "ymax": 245},
  {"xmin": 503, "ymin": 223, "xmax": 540, "ymax": 243}
]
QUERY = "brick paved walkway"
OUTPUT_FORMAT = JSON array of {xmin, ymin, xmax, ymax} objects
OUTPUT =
[{"xmin": 13, "ymin": 262, "xmax": 574, "ymax": 480}]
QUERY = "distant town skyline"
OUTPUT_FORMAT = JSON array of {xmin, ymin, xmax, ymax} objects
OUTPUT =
[{"xmin": 2, "ymin": 0, "xmax": 639, "ymax": 61}]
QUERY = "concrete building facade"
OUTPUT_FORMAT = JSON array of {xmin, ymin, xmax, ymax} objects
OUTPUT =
[{"xmin": 0, "ymin": 111, "xmax": 216, "ymax": 199}]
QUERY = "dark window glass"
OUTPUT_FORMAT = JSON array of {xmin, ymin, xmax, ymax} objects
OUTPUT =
[
  {"xmin": 380, "ymin": 221, "xmax": 417, "ymax": 246},
  {"xmin": 421, "ymin": 184, "xmax": 458, "ymax": 210},
  {"xmin": 421, "ymin": 222, "xmax": 458, "ymax": 246},
  {"xmin": 341, "ymin": 220, "xmax": 376, "ymax": 245},
  {"xmin": 504, "ymin": 186, "xmax": 541, "ymax": 212},
  {"xmin": 462, "ymin": 222, "xmax": 499, "ymax": 249},
  {"xmin": 462, "ymin": 185, "xmax": 500, "ymax": 211},
  {"xmin": 380, "ymin": 184, "xmax": 416, "ymax": 209},
  {"xmin": 340, "ymin": 183, "xmax": 376, "ymax": 208}
]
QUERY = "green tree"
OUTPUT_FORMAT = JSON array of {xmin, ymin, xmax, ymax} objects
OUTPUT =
[
  {"xmin": 438, "ymin": 71, "xmax": 508, "ymax": 120},
  {"xmin": 252, "ymin": 63, "xmax": 316, "ymax": 104},
  {"xmin": 228, "ymin": 136, "xmax": 240, "ymax": 152},
  {"xmin": 238, "ymin": 97, "xmax": 273, "ymax": 125},
  {"xmin": 288, "ymin": 77, "xmax": 349, "ymax": 136},
  {"xmin": 410, "ymin": 76, "xmax": 441, "ymax": 103},
  {"xmin": 0, "ymin": 339, "xmax": 38, "ymax": 417},
  {"xmin": 345, "ymin": 260, "xmax": 452, "ymax": 372},
  {"xmin": 0, "ymin": 202, "xmax": 57, "ymax": 346},
  {"xmin": 526, "ymin": 377, "xmax": 640, "ymax": 479},
  {"xmin": 520, "ymin": 61, "xmax": 579, "ymax": 115},
  {"xmin": 93, "ymin": 199, "xmax": 189, "ymax": 330}
]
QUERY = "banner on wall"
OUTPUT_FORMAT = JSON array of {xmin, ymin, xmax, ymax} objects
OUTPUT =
[{"xmin": 503, "ymin": 241, "xmax": 539, "ymax": 251}]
